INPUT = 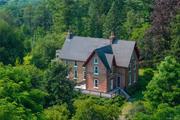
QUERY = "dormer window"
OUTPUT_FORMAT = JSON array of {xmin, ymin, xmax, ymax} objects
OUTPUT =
[{"xmin": 94, "ymin": 58, "xmax": 98, "ymax": 64}]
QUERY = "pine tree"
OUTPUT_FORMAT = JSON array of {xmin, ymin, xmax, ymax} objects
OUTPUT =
[{"xmin": 103, "ymin": 0, "xmax": 125, "ymax": 39}]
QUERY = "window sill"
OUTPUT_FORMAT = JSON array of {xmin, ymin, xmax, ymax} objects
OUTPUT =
[
  {"xmin": 66, "ymin": 76, "xmax": 69, "ymax": 79},
  {"xmin": 94, "ymin": 87, "xmax": 99, "ymax": 89},
  {"xmin": 94, "ymin": 73, "xmax": 99, "ymax": 76}
]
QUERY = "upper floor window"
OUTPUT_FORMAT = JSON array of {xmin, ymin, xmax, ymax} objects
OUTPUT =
[
  {"xmin": 94, "ymin": 57, "xmax": 98, "ymax": 64},
  {"xmin": 83, "ymin": 67, "xmax": 86, "ymax": 80},
  {"xmin": 133, "ymin": 61, "xmax": 136, "ymax": 70},
  {"xmin": 94, "ymin": 79, "xmax": 99, "ymax": 88},
  {"xmin": 134, "ymin": 71, "xmax": 136, "ymax": 83},
  {"xmin": 94, "ymin": 66, "xmax": 99, "ymax": 75},
  {"xmin": 74, "ymin": 67, "xmax": 78, "ymax": 79},
  {"xmin": 74, "ymin": 61, "xmax": 77, "ymax": 67}
]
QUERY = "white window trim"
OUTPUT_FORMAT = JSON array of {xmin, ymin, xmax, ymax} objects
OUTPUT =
[
  {"xmin": 83, "ymin": 67, "xmax": 86, "ymax": 80},
  {"xmin": 74, "ymin": 67, "xmax": 78, "ymax": 79},
  {"xmin": 94, "ymin": 79, "xmax": 99, "ymax": 89},
  {"xmin": 93, "ymin": 66, "xmax": 99, "ymax": 75},
  {"xmin": 74, "ymin": 61, "xmax": 77, "ymax": 67},
  {"xmin": 94, "ymin": 57, "xmax": 98, "ymax": 65}
]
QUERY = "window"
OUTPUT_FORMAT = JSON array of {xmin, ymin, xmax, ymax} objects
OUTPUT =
[
  {"xmin": 94, "ymin": 79, "xmax": 99, "ymax": 88},
  {"xmin": 133, "ymin": 61, "xmax": 136, "ymax": 70},
  {"xmin": 56, "ymin": 54, "xmax": 59, "ymax": 58},
  {"xmin": 94, "ymin": 57, "xmax": 98, "ymax": 64},
  {"xmin": 74, "ymin": 67, "xmax": 78, "ymax": 79},
  {"xmin": 66, "ymin": 68, "xmax": 69, "ymax": 79},
  {"xmin": 134, "ymin": 72, "xmax": 136, "ymax": 83},
  {"xmin": 74, "ymin": 61, "xmax": 78, "ymax": 79},
  {"xmin": 128, "ymin": 64, "xmax": 132, "ymax": 85},
  {"xmin": 117, "ymin": 76, "xmax": 120, "ymax": 87},
  {"xmin": 94, "ymin": 66, "xmax": 99, "ymax": 75},
  {"xmin": 74, "ymin": 61, "xmax": 77, "ymax": 67},
  {"xmin": 83, "ymin": 67, "xmax": 86, "ymax": 80},
  {"xmin": 133, "ymin": 61, "xmax": 136, "ymax": 83},
  {"xmin": 110, "ymin": 80, "xmax": 113, "ymax": 90}
]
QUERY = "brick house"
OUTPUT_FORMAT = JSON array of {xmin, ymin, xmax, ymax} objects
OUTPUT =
[{"xmin": 56, "ymin": 32, "xmax": 139, "ymax": 95}]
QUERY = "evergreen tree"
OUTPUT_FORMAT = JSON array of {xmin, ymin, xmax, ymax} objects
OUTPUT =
[{"xmin": 103, "ymin": 0, "xmax": 125, "ymax": 39}]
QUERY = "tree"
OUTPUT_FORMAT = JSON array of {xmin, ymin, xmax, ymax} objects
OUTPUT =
[
  {"xmin": 44, "ymin": 104, "xmax": 70, "ymax": 120},
  {"xmin": 0, "ymin": 64, "xmax": 47, "ymax": 119},
  {"xmin": 144, "ymin": 56, "xmax": 180, "ymax": 106},
  {"xmin": 85, "ymin": 0, "xmax": 112, "ymax": 38},
  {"xmin": 0, "ymin": 19, "xmax": 24, "ymax": 65},
  {"xmin": 103, "ymin": 0, "xmax": 125, "ymax": 38},
  {"xmin": 142, "ymin": 0, "xmax": 179, "ymax": 62},
  {"xmin": 72, "ymin": 98, "xmax": 119, "ymax": 120},
  {"xmin": 31, "ymin": 32, "xmax": 65, "ymax": 69},
  {"xmin": 44, "ymin": 61, "xmax": 75, "ymax": 106},
  {"xmin": 170, "ymin": 12, "xmax": 180, "ymax": 60}
]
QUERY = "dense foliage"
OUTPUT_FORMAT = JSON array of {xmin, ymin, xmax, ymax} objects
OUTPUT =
[{"xmin": 0, "ymin": 0, "xmax": 179, "ymax": 119}]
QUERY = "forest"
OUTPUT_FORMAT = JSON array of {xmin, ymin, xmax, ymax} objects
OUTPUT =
[{"xmin": 0, "ymin": 0, "xmax": 179, "ymax": 120}]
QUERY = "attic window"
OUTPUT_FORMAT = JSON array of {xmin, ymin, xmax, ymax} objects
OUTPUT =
[{"xmin": 94, "ymin": 58, "xmax": 98, "ymax": 64}]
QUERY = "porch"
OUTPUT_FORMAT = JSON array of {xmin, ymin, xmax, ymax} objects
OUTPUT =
[{"xmin": 74, "ymin": 83, "xmax": 130, "ymax": 99}]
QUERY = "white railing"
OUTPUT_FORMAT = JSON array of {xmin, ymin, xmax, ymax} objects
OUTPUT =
[{"xmin": 74, "ymin": 87, "xmax": 130, "ymax": 99}]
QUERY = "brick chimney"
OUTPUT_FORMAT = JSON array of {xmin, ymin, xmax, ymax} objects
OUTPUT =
[
  {"xmin": 109, "ymin": 32, "xmax": 116, "ymax": 44},
  {"xmin": 67, "ymin": 30, "xmax": 73, "ymax": 39}
]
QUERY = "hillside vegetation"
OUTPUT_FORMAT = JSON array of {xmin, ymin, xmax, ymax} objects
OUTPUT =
[{"xmin": 0, "ymin": 0, "xmax": 179, "ymax": 120}]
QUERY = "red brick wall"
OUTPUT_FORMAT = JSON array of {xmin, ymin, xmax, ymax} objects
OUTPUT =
[
  {"xmin": 62, "ymin": 59, "xmax": 85, "ymax": 83},
  {"xmin": 86, "ymin": 53, "xmax": 108, "ymax": 93},
  {"xmin": 107, "ymin": 66, "xmax": 127, "ymax": 90}
]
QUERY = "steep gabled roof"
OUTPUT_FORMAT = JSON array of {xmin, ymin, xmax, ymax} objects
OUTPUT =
[
  {"xmin": 59, "ymin": 36, "xmax": 110, "ymax": 61},
  {"xmin": 95, "ymin": 45, "xmax": 113, "ymax": 70},
  {"xmin": 112, "ymin": 40, "xmax": 136, "ymax": 68},
  {"xmin": 105, "ymin": 53, "xmax": 114, "ymax": 69},
  {"xmin": 59, "ymin": 35, "xmax": 137, "ymax": 68}
]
